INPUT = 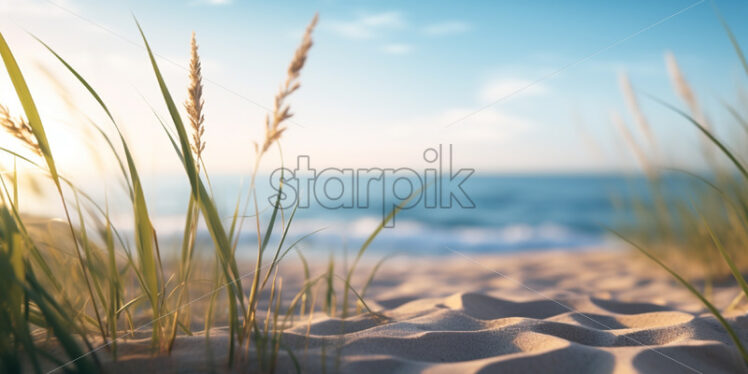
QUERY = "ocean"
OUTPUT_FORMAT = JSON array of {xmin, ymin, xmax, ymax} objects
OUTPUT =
[
  {"xmin": 97, "ymin": 173, "xmax": 695, "ymax": 258},
  {"xmin": 20, "ymin": 172, "xmax": 700, "ymax": 258}
]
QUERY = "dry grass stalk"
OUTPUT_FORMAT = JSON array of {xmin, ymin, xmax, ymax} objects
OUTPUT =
[
  {"xmin": 258, "ymin": 13, "xmax": 318, "ymax": 155},
  {"xmin": 0, "ymin": 104, "xmax": 41, "ymax": 156},
  {"xmin": 185, "ymin": 32, "xmax": 205, "ymax": 168},
  {"xmin": 612, "ymin": 111, "xmax": 653, "ymax": 175},
  {"xmin": 665, "ymin": 51, "xmax": 717, "ymax": 161},
  {"xmin": 619, "ymin": 72, "xmax": 657, "ymax": 151},
  {"xmin": 665, "ymin": 51, "xmax": 709, "ymax": 129}
]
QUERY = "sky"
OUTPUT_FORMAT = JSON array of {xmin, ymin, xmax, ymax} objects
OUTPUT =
[{"xmin": 1, "ymin": 0, "xmax": 748, "ymax": 182}]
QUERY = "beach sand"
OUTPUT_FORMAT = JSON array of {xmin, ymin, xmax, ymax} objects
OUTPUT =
[{"xmin": 97, "ymin": 249, "xmax": 748, "ymax": 373}]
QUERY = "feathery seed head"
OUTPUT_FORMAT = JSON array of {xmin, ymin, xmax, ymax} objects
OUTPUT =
[
  {"xmin": 0, "ymin": 104, "xmax": 41, "ymax": 156},
  {"xmin": 665, "ymin": 51, "xmax": 704, "ymax": 124},
  {"xmin": 185, "ymin": 31, "xmax": 206, "ymax": 168},
  {"xmin": 618, "ymin": 72, "xmax": 656, "ymax": 150},
  {"xmin": 259, "ymin": 13, "xmax": 318, "ymax": 155}
]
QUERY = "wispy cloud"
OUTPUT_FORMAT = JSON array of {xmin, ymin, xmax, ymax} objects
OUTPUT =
[
  {"xmin": 381, "ymin": 43, "xmax": 412, "ymax": 55},
  {"xmin": 422, "ymin": 21, "xmax": 470, "ymax": 36},
  {"xmin": 328, "ymin": 11, "xmax": 405, "ymax": 39},
  {"xmin": 479, "ymin": 78, "xmax": 549, "ymax": 103}
]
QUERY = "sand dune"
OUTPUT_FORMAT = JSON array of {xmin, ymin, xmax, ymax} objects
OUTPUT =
[{"xmin": 102, "ymin": 249, "xmax": 748, "ymax": 373}]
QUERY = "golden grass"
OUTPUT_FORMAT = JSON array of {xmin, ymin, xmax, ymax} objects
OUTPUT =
[
  {"xmin": 619, "ymin": 72, "xmax": 657, "ymax": 152},
  {"xmin": 0, "ymin": 104, "xmax": 40, "ymax": 157},
  {"xmin": 610, "ymin": 19, "xmax": 748, "ymax": 364},
  {"xmin": 0, "ymin": 12, "xmax": 412, "ymax": 373},
  {"xmin": 258, "ymin": 13, "xmax": 318, "ymax": 156},
  {"xmin": 665, "ymin": 51, "xmax": 707, "ymax": 129},
  {"xmin": 185, "ymin": 32, "xmax": 206, "ymax": 168}
]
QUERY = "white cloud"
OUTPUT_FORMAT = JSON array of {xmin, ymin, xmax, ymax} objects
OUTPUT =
[
  {"xmin": 422, "ymin": 21, "xmax": 470, "ymax": 36},
  {"xmin": 479, "ymin": 78, "xmax": 549, "ymax": 103},
  {"xmin": 381, "ymin": 43, "xmax": 412, "ymax": 55},
  {"xmin": 328, "ymin": 11, "xmax": 405, "ymax": 39}
]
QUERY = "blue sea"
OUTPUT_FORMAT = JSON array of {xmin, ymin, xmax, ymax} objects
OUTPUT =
[
  {"xmin": 22, "ymin": 173, "xmax": 699, "ymax": 257},
  {"xmin": 102, "ymin": 173, "xmax": 695, "ymax": 258}
]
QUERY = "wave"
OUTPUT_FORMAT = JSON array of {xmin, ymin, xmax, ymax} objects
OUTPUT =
[{"xmin": 109, "ymin": 213, "xmax": 605, "ymax": 256}]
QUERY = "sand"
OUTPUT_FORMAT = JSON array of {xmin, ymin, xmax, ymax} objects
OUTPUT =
[{"xmin": 92, "ymin": 249, "xmax": 748, "ymax": 373}]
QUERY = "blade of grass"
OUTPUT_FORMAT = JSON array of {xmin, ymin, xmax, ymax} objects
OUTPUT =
[
  {"xmin": 647, "ymin": 95, "xmax": 748, "ymax": 180},
  {"xmin": 134, "ymin": 18, "xmax": 245, "ymax": 362},
  {"xmin": 38, "ymin": 33, "xmax": 165, "ymax": 349},
  {"xmin": 610, "ymin": 229, "xmax": 748, "ymax": 363},
  {"xmin": 711, "ymin": 2, "xmax": 748, "ymax": 77},
  {"xmin": 25, "ymin": 267, "xmax": 97, "ymax": 373},
  {"xmin": 701, "ymin": 217, "xmax": 748, "ymax": 299},
  {"xmin": 358, "ymin": 253, "xmax": 399, "ymax": 313},
  {"xmin": 296, "ymin": 249, "xmax": 311, "ymax": 318},
  {"xmin": 325, "ymin": 254, "xmax": 335, "ymax": 316},
  {"xmin": 260, "ymin": 198, "xmax": 297, "ymax": 291},
  {"xmin": 341, "ymin": 187, "xmax": 423, "ymax": 318},
  {"xmin": 245, "ymin": 182, "xmax": 284, "ymax": 343},
  {"xmin": 104, "ymin": 197, "xmax": 120, "ymax": 360},
  {"xmin": 334, "ymin": 274, "xmax": 380, "ymax": 318},
  {"xmin": 0, "ymin": 31, "xmax": 108, "ymax": 345}
]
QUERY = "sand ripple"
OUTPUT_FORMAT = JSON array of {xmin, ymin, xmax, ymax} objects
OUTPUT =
[
  {"xmin": 105, "ymin": 250, "xmax": 748, "ymax": 373},
  {"xmin": 281, "ymin": 291, "xmax": 745, "ymax": 373}
]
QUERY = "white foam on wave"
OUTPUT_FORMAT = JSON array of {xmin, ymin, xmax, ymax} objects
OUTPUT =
[{"xmin": 105, "ymin": 212, "xmax": 599, "ymax": 254}]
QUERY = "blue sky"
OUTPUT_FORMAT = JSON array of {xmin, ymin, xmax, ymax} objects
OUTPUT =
[{"xmin": 1, "ymin": 0, "xmax": 747, "ymax": 179}]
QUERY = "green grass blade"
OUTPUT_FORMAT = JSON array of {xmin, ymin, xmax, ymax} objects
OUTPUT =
[
  {"xmin": 341, "ymin": 187, "xmax": 423, "ymax": 318},
  {"xmin": 244, "ymin": 184, "xmax": 284, "ymax": 343},
  {"xmin": 325, "ymin": 254, "xmax": 335, "ymax": 316},
  {"xmin": 0, "ymin": 33, "xmax": 58, "ymax": 182},
  {"xmin": 610, "ymin": 229, "xmax": 748, "ymax": 363},
  {"xmin": 701, "ymin": 218, "xmax": 748, "ymax": 299},
  {"xmin": 334, "ymin": 274, "xmax": 380, "ymax": 318},
  {"xmin": 260, "ymin": 203, "xmax": 298, "ymax": 290},
  {"xmin": 0, "ymin": 32, "xmax": 111, "ymax": 345},
  {"xmin": 281, "ymin": 275, "xmax": 324, "ymax": 324},
  {"xmin": 295, "ymin": 249, "xmax": 311, "ymax": 317},
  {"xmin": 711, "ymin": 3, "xmax": 748, "ymax": 77},
  {"xmin": 359, "ymin": 253, "xmax": 399, "ymax": 309},
  {"xmin": 276, "ymin": 228, "xmax": 325, "ymax": 266},
  {"xmin": 37, "ymin": 33, "xmax": 163, "ymax": 346},
  {"xmin": 25, "ymin": 269, "xmax": 97, "ymax": 373},
  {"xmin": 133, "ymin": 19, "xmax": 199, "ymax": 191},
  {"xmin": 0, "ymin": 145, "xmax": 133, "ymax": 257},
  {"xmin": 36, "ymin": 36, "xmax": 134, "ymax": 196},
  {"xmin": 648, "ymin": 95, "xmax": 748, "ymax": 180},
  {"xmin": 723, "ymin": 101, "xmax": 748, "ymax": 134},
  {"xmin": 667, "ymin": 167, "xmax": 748, "ymax": 232},
  {"xmin": 134, "ymin": 18, "xmax": 244, "ymax": 362},
  {"xmin": 12, "ymin": 158, "xmax": 17, "ymax": 209},
  {"xmin": 104, "ymin": 198, "xmax": 120, "ymax": 359},
  {"xmin": 135, "ymin": 19, "xmax": 242, "ymax": 297},
  {"xmin": 259, "ymin": 190, "xmax": 283, "ymax": 257}
]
